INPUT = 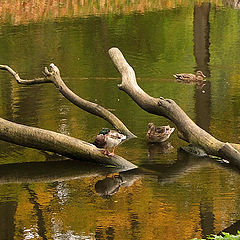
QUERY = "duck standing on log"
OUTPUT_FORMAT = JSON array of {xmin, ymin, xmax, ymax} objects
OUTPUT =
[
  {"xmin": 173, "ymin": 70, "xmax": 206, "ymax": 81},
  {"xmin": 94, "ymin": 128, "xmax": 126, "ymax": 156},
  {"xmin": 146, "ymin": 123, "xmax": 175, "ymax": 143}
]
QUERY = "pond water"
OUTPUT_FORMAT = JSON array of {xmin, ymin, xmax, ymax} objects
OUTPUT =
[{"xmin": 1, "ymin": 1, "xmax": 240, "ymax": 239}]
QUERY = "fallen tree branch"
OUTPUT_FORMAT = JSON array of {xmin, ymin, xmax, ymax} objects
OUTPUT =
[
  {"xmin": 0, "ymin": 117, "xmax": 137, "ymax": 170},
  {"xmin": 108, "ymin": 47, "xmax": 240, "ymax": 167},
  {"xmin": 0, "ymin": 64, "xmax": 136, "ymax": 139},
  {"xmin": 0, "ymin": 65, "xmax": 51, "ymax": 84}
]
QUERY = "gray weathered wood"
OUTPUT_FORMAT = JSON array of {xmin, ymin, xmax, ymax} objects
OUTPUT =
[
  {"xmin": 108, "ymin": 47, "xmax": 240, "ymax": 167},
  {"xmin": 0, "ymin": 64, "xmax": 136, "ymax": 138},
  {"xmin": 0, "ymin": 117, "xmax": 137, "ymax": 170}
]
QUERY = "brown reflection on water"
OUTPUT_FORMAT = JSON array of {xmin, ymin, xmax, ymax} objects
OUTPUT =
[
  {"xmin": 1, "ymin": 1, "xmax": 240, "ymax": 240},
  {"xmin": 0, "ymin": 201, "xmax": 17, "ymax": 240},
  {"xmin": 0, "ymin": 154, "xmax": 239, "ymax": 239},
  {"xmin": 147, "ymin": 141, "xmax": 174, "ymax": 161},
  {"xmin": 193, "ymin": 2, "xmax": 211, "ymax": 78},
  {"xmin": 0, "ymin": 0, "xmax": 191, "ymax": 25},
  {"xmin": 194, "ymin": 2, "xmax": 211, "ymax": 132}
]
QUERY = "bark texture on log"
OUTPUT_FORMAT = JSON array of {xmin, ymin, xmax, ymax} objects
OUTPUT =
[
  {"xmin": 0, "ymin": 117, "xmax": 137, "ymax": 170},
  {"xmin": 108, "ymin": 47, "xmax": 240, "ymax": 166},
  {"xmin": 0, "ymin": 64, "xmax": 136, "ymax": 139}
]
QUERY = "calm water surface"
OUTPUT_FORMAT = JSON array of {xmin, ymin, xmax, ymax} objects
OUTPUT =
[{"xmin": 1, "ymin": 1, "xmax": 240, "ymax": 239}]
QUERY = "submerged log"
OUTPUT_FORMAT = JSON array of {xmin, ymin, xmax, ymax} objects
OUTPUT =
[{"xmin": 108, "ymin": 47, "xmax": 240, "ymax": 167}]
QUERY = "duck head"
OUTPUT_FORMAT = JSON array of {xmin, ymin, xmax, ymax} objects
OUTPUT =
[
  {"xmin": 99, "ymin": 128, "xmax": 110, "ymax": 135},
  {"xmin": 196, "ymin": 71, "xmax": 206, "ymax": 78}
]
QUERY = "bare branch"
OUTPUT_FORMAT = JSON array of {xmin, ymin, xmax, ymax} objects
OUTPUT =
[
  {"xmin": 0, "ymin": 65, "xmax": 52, "ymax": 84},
  {"xmin": 108, "ymin": 47, "xmax": 240, "ymax": 166},
  {"xmin": 0, "ymin": 63, "xmax": 136, "ymax": 138}
]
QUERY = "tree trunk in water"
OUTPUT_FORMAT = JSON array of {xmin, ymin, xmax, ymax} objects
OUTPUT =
[
  {"xmin": 0, "ymin": 64, "xmax": 137, "ymax": 170},
  {"xmin": 108, "ymin": 47, "xmax": 240, "ymax": 167}
]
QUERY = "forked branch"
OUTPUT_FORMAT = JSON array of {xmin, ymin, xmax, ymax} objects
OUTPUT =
[{"xmin": 0, "ymin": 64, "xmax": 136, "ymax": 139}]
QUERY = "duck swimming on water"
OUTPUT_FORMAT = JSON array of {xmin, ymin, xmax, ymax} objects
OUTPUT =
[
  {"xmin": 173, "ymin": 70, "xmax": 206, "ymax": 81},
  {"xmin": 146, "ymin": 123, "xmax": 175, "ymax": 143}
]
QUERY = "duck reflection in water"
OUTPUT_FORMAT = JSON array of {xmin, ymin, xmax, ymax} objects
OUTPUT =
[
  {"xmin": 147, "ymin": 141, "xmax": 174, "ymax": 160},
  {"xmin": 95, "ymin": 172, "xmax": 141, "ymax": 198},
  {"xmin": 177, "ymin": 78, "xmax": 206, "ymax": 91}
]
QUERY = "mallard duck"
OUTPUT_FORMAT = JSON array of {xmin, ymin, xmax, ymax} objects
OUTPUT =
[
  {"xmin": 146, "ymin": 123, "xmax": 175, "ymax": 143},
  {"xmin": 173, "ymin": 70, "xmax": 206, "ymax": 81},
  {"xmin": 94, "ymin": 128, "xmax": 126, "ymax": 156}
]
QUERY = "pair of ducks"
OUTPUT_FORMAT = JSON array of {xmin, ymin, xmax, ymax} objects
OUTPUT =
[
  {"xmin": 94, "ymin": 70, "xmax": 206, "ymax": 156},
  {"xmin": 94, "ymin": 123, "xmax": 175, "ymax": 156}
]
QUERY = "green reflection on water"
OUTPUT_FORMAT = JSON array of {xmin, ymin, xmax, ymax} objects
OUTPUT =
[{"xmin": 1, "ymin": 1, "xmax": 240, "ymax": 240}]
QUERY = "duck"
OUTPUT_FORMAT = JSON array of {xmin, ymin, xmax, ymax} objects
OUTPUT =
[
  {"xmin": 94, "ymin": 128, "xmax": 126, "ymax": 156},
  {"xmin": 146, "ymin": 123, "xmax": 175, "ymax": 143},
  {"xmin": 173, "ymin": 70, "xmax": 206, "ymax": 81}
]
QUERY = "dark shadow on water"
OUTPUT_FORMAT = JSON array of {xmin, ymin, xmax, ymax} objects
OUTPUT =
[
  {"xmin": 1, "ymin": 150, "xmax": 240, "ymax": 238},
  {"xmin": 94, "ymin": 169, "xmax": 141, "ymax": 198},
  {"xmin": 147, "ymin": 141, "xmax": 174, "ymax": 160},
  {"xmin": 0, "ymin": 201, "xmax": 17, "ymax": 240},
  {"xmin": 0, "ymin": 159, "xmax": 131, "ymax": 184},
  {"xmin": 194, "ymin": 2, "xmax": 212, "ymax": 133},
  {"xmin": 23, "ymin": 184, "xmax": 47, "ymax": 240}
]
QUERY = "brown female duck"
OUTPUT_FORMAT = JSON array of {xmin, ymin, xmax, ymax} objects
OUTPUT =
[
  {"xmin": 94, "ymin": 128, "xmax": 126, "ymax": 156},
  {"xmin": 146, "ymin": 123, "xmax": 175, "ymax": 143},
  {"xmin": 173, "ymin": 70, "xmax": 206, "ymax": 81}
]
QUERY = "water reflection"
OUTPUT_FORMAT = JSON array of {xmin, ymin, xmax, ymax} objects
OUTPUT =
[
  {"xmin": 95, "ymin": 170, "xmax": 141, "ymax": 198},
  {"xmin": 1, "ymin": 1, "xmax": 240, "ymax": 239},
  {"xmin": 220, "ymin": 219, "xmax": 240, "ymax": 235},
  {"xmin": 193, "ymin": 2, "xmax": 211, "ymax": 77},
  {"xmin": 147, "ymin": 141, "xmax": 174, "ymax": 160},
  {"xmin": 23, "ymin": 184, "xmax": 48, "ymax": 240},
  {"xmin": 0, "ymin": 159, "xmax": 122, "ymax": 184},
  {"xmin": 0, "ymin": 151, "xmax": 239, "ymax": 239},
  {"xmin": 0, "ymin": 201, "xmax": 16, "ymax": 240},
  {"xmin": 193, "ymin": 2, "xmax": 212, "ymax": 133}
]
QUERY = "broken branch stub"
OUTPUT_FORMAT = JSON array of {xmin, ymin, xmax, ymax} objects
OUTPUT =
[{"xmin": 108, "ymin": 47, "xmax": 240, "ymax": 167}]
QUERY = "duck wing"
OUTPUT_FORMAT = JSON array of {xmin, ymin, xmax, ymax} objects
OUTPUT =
[
  {"xmin": 173, "ymin": 73, "xmax": 195, "ymax": 80},
  {"xmin": 107, "ymin": 131, "xmax": 127, "ymax": 147},
  {"xmin": 94, "ymin": 134, "xmax": 107, "ymax": 148}
]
